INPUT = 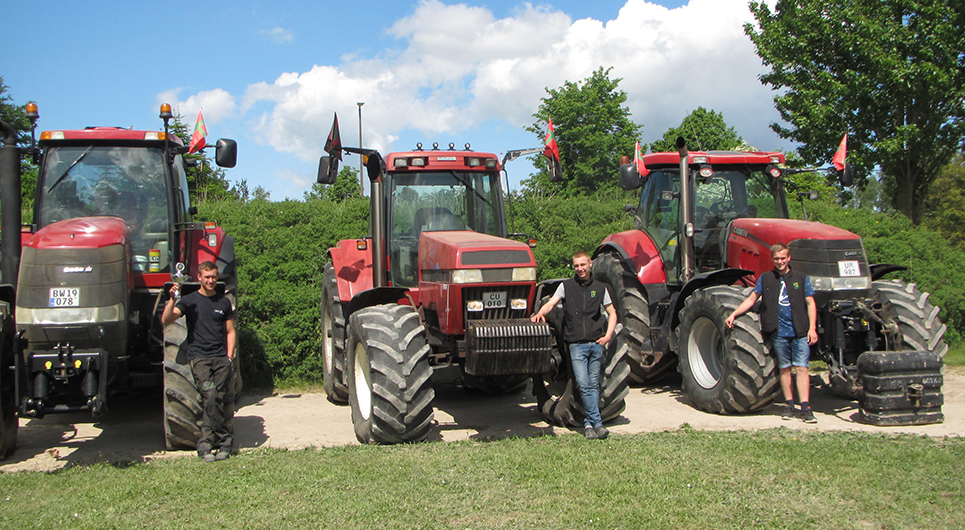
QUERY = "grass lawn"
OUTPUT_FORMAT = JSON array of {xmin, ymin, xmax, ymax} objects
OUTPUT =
[{"xmin": 1, "ymin": 429, "xmax": 962, "ymax": 530}]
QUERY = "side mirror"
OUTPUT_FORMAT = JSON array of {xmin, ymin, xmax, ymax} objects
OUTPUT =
[
  {"xmin": 317, "ymin": 156, "xmax": 339, "ymax": 185},
  {"xmin": 620, "ymin": 164, "xmax": 643, "ymax": 191},
  {"xmin": 215, "ymin": 139, "xmax": 237, "ymax": 168},
  {"xmin": 546, "ymin": 157, "xmax": 563, "ymax": 183},
  {"xmin": 840, "ymin": 162, "xmax": 854, "ymax": 187}
]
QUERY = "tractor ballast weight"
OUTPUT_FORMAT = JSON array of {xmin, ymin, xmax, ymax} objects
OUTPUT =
[
  {"xmin": 318, "ymin": 125, "xmax": 630, "ymax": 443},
  {"xmin": 594, "ymin": 139, "xmax": 946, "ymax": 424},
  {"xmin": 0, "ymin": 103, "xmax": 242, "ymax": 457}
]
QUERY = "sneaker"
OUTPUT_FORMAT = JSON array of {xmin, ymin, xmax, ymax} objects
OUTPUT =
[
  {"xmin": 782, "ymin": 406, "xmax": 797, "ymax": 421},
  {"xmin": 801, "ymin": 409, "xmax": 817, "ymax": 424},
  {"xmin": 215, "ymin": 450, "xmax": 230, "ymax": 461},
  {"xmin": 594, "ymin": 425, "xmax": 610, "ymax": 440},
  {"xmin": 583, "ymin": 426, "xmax": 599, "ymax": 440},
  {"xmin": 201, "ymin": 453, "xmax": 216, "ymax": 463}
]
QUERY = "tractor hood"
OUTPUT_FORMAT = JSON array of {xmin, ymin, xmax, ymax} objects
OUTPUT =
[
  {"xmin": 418, "ymin": 231, "xmax": 535, "ymax": 273},
  {"xmin": 730, "ymin": 218, "xmax": 860, "ymax": 246},
  {"xmin": 25, "ymin": 216, "xmax": 130, "ymax": 250}
]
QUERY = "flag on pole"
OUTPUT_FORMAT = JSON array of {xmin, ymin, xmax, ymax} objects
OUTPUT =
[
  {"xmin": 832, "ymin": 133, "xmax": 847, "ymax": 171},
  {"xmin": 634, "ymin": 140, "xmax": 649, "ymax": 177},
  {"xmin": 324, "ymin": 113, "xmax": 342, "ymax": 161},
  {"xmin": 543, "ymin": 118, "xmax": 560, "ymax": 164},
  {"xmin": 188, "ymin": 110, "xmax": 207, "ymax": 154}
]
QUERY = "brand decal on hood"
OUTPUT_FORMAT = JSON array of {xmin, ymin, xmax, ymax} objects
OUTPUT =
[{"xmin": 63, "ymin": 266, "xmax": 93, "ymax": 273}]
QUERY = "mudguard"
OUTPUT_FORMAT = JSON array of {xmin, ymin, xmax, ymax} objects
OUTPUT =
[
  {"xmin": 595, "ymin": 230, "xmax": 666, "ymax": 286},
  {"xmin": 329, "ymin": 239, "xmax": 376, "ymax": 304}
]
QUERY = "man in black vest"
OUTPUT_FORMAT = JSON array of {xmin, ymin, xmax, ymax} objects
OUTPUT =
[
  {"xmin": 532, "ymin": 251, "xmax": 617, "ymax": 439},
  {"xmin": 725, "ymin": 244, "xmax": 818, "ymax": 423}
]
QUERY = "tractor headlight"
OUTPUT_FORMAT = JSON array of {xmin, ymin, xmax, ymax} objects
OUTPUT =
[
  {"xmin": 451, "ymin": 269, "xmax": 484, "ymax": 284},
  {"xmin": 810, "ymin": 276, "xmax": 870, "ymax": 291},
  {"xmin": 511, "ymin": 267, "xmax": 536, "ymax": 282},
  {"xmin": 466, "ymin": 300, "xmax": 484, "ymax": 312},
  {"xmin": 511, "ymin": 299, "xmax": 528, "ymax": 310},
  {"xmin": 16, "ymin": 303, "xmax": 125, "ymax": 324}
]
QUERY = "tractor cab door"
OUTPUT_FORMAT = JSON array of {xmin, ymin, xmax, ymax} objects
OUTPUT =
[{"xmin": 638, "ymin": 170, "xmax": 683, "ymax": 285}]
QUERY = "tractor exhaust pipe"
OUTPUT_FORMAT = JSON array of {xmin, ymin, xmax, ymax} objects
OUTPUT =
[
  {"xmin": 676, "ymin": 137, "xmax": 694, "ymax": 283},
  {"xmin": 0, "ymin": 120, "xmax": 22, "ymax": 286}
]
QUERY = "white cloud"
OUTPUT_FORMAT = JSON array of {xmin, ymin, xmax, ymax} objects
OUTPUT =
[
  {"xmin": 172, "ymin": 0, "xmax": 785, "ymax": 169},
  {"xmin": 263, "ymin": 27, "xmax": 294, "ymax": 44},
  {"xmin": 157, "ymin": 88, "xmax": 237, "ymax": 125}
]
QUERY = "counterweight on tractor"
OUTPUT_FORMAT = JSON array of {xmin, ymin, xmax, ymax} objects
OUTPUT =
[
  {"xmin": 593, "ymin": 138, "xmax": 945, "ymax": 424},
  {"xmin": 317, "ymin": 126, "xmax": 631, "ymax": 443},
  {"xmin": 0, "ymin": 103, "xmax": 241, "ymax": 458}
]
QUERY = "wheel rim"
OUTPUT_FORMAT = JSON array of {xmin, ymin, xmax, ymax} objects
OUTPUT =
[
  {"xmin": 688, "ymin": 316, "xmax": 723, "ymax": 389},
  {"xmin": 354, "ymin": 342, "xmax": 372, "ymax": 421},
  {"xmin": 322, "ymin": 304, "xmax": 333, "ymax": 375}
]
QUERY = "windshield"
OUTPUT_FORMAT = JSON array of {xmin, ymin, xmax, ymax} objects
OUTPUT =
[
  {"xmin": 387, "ymin": 170, "xmax": 502, "ymax": 287},
  {"xmin": 39, "ymin": 146, "xmax": 172, "ymax": 272},
  {"xmin": 638, "ymin": 168, "xmax": 786, "ymax": 280}
]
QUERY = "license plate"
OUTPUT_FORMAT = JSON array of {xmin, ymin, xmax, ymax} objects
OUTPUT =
[
  {"xmin": 50, "ymin": 288, "xmax": 80, "ymax": 307},
  {"xmin": 838, "ymin": 260, "xmax": 860, "ymax": 277},
  {"xmin": 483, "ymin": 291, "xmax": 507, "ymax": 309}
]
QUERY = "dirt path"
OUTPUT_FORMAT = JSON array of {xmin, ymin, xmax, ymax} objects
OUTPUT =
[{"xmin": 3, "ymin": 366, "xmax": 962, "ymax": 473}]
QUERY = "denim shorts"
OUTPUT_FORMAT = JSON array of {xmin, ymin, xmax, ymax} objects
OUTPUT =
[{"xmin": 772, "ymin": 335, "xmax": 810, "ymax": 369}]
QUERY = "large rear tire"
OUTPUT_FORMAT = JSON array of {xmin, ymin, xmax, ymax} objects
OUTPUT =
[
  {"xmin": 874, "ymin": 280, "xmax": 948, "ymax": 359},
  {"xmin": 534, "ymin": 296, "xmax": 631, "ymax": 427},
  {"xmin": 321, "ymin": 262, "xmax": 349, "ymax": 403},
  {"xmin": 593, "ymin": 252, "xmax": 675, "ymax": 383},
  {"xmin": 0, "ymin": 302, "xmax": 18, "ymax": 459},
  {"xmin": 346, "ymin": 304, "xmax": 434, "ymax": 444},
  {"xmin": 163, "ymin": 317, "xmax": 202, "ymax": 450},
  {"xmin": 676, "ymin": 285, "xmax": 779, "ymax": 414}
]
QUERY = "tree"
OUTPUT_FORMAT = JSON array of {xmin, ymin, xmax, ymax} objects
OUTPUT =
[
  {"xmin": 305, "ymin": 166, "xmax": 360, "ymax": 202},
  {"xmin": 0, "ymin": 77, "xmax": 39, "ymax": 214},
  {"xmin": 168, "ymin": 112, "xmax": 234, "ymax": 203},
  {"xmin": 922, "ymin": 154, "xmax": 965, "ymax": 249},
  {"xmin": 745, "ymin": 0, "xmax": 965, "ymax": 225},
  {"xmin": 523, "ymin": 67, "xmax": 642, "ymax": 197},
  {"xmin": 648, "ymin": 107, "xmax": 744, "ymax": 153}
]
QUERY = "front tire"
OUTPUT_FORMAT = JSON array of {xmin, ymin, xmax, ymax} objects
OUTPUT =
[
  {"xmin": 346, "ymin": 304, "xmax": 434, "ymax": 444},
  {"xmin": 593, "ymin": 252, "xmax": 675, "ymax": 383},
  {"xmin": 676, "ymin": 286, "xmax": 779, "ymax": 414},
  {"xmin": 163, "ymin": 317, "xmax": 202, "ymax": 450},
  {"xmin": 0, "ymin": 302, "xmax": 18, "ymax": 459},
  {"xmin": 321, "ymin": 262, "xmax": 349, "ymax": 403}
]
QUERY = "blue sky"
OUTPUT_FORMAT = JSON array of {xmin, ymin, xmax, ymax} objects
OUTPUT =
[{"xmin": 3, "ymin": 0, "xmax": 787, "ymax": 199}]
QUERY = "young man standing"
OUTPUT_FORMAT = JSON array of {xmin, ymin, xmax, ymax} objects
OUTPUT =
[
  {"xmin": 532, "ymin": 251, "xmax": 618, "ymax": 439},
  {"xmin": 725, "ymin": 244, "xmax": 818, "ymax": 422},
  {"xmin": 162, "ymin": 261, "xmax": 237, "ymax": 461}
]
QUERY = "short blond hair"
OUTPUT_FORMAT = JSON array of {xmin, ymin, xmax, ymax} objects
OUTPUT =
[{"xmin": 770, "ymin": 243, "xmax": 789, "ymax": 257}]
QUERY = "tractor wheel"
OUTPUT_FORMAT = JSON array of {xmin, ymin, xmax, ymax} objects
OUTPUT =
[
  {"xmin": 461, "ymin": 371, "xmax": 529, "ymax": 395},
  {"xmin": 534, "ymin": 296, "xmax": 631, "ymax": 427},
  {"xmin": 874, "ymin": 280, "xmax": 948, "ymax": 359},
  {"xmin": 676, "ymin": 285, "xmax": 779, "ymax": 414},
  {"xmin": 321, "ymin": 262, "xmax": 349, "ymax": 403},
  {"xmin": 346, "ymin": 304, "xmax": 434, "ymax": 444},
  {"xmin": 593, "ymin": 252, "xmax": 674, "ymax": 384},
  {"xmin": 163, "ymin": 316, "xmax": 202, "ymax": 450},
  {"xmin": 0, "ymin": 302, "xmax": 18, "ymax": 459}
]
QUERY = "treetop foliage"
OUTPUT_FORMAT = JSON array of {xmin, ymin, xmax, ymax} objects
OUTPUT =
[
  {"xmin": 647, "ymin": 107, "xmax": 745, "ymax": 153},
  {"xmin": 745, "ymin": 0, "xmax": 965, "ymax": 225}
]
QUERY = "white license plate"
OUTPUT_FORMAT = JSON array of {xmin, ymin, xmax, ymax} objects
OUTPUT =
[
  {"xmin": 50, "ymin": 288, "xmax": 80, "ymax": 307},
  {"xmin": 838, "ymin": 260, "xmax": 861, "ymax": 277},
  {"xmin": 483, "ymin": 291, "xmax": 507, "ymax": 309}
]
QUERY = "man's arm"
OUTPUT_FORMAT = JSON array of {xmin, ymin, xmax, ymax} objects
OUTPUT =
[
  {"xmin": 160, "ymin": 284, "xmax": 182, "ymax": 325},
  {"xmin": 531, "ymin": 295, "xmax": 562, "ymax": 323},
  {"xmin": 225, "ymin": 318, "xmax": 237, "ymax": 360},
  {"xmin": 597, "ymin": 303, "xmax": 618, "ymax": 346},
  {"xmin": 805, "ymin": 296, "xmax": 818, "ymax": 345},
  {"xmin": 725, "ymin": 291, "xmax": 760, "ymax": 329}
]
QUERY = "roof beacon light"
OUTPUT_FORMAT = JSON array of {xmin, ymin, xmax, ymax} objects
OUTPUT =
[{"xmin": 159, "ymin": 103, "xmax": 173, "ymax": 120}]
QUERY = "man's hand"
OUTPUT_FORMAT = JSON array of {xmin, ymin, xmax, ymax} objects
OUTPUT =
[
  {"xmin": 530, "ymin": 313, "xmax": 545, "ymax": 323},
  {"xmin": 596, "ymin": 333, "xmax": 612, "ymax": 347},
  {"xmin": 725, "ymin": 313, "xmax": 736, "ymax": 329},
  {"xmin": 807, "ymin": 328, "xmax": 818, "ymax": 345}
]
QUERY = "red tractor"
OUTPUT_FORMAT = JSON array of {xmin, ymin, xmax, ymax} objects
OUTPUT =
[
  {"xmin": 593, "ymin": 138, "xmax": 945, "ymax": 424},
  {"xmin": 317, "ymin": 128, "xmax": 631, "ymax": 443},
  {"xmin": 0, "ymin": 103, "xmax": 240, "ymax": 458}
]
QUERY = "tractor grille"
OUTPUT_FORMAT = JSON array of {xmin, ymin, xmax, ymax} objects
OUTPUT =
[
  {"xmin": 788, "ymin": 238, "xmax": 869, "ymax": 278},
  {"xmin": 462, "ymin": 285, "xmax": 531, "ymax": 322}
]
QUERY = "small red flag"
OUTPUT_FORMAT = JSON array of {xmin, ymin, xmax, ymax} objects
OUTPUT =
[
  {"xmin": 832, "ymin": 133, "xmax": 847, "ymax": 171},
  {"xmin": 634, "ymin": 140, "xmax": 649, "ymax": 177},
  {"xmin": 324, "ymin": 113, "xmax": 342, "ymax": 161},
  {"xmin": 188, "ymin": 110, "xmax": 207, "ymax": 154},
  {"xmin": 543, "ymin": 118, "xmax": 560, "ymax": 163}
]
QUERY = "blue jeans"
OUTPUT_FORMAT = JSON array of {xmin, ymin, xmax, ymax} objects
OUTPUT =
[
  {"xmin": 569, "ymin": 341, "xmax": 605, "ymax": 428},
  {"xmin": 772, "ymin": 335, "xmax": 810, "ymax": 369}
]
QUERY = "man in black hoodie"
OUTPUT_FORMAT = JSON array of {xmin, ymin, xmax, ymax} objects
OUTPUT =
[
  {"xmin": 726, "ymin": 244, "xmax": 818, "ymax": 422},
  {"xmin": 532, "ymin": 251, "xmax": 617, "ymax": 439}
]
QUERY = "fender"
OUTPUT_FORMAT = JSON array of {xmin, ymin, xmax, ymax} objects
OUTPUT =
[
  {"xmin": 869, "ymin": 263, "xmax": 907, "ymax": 281},
  {"xmin": 346, "ymin": 286, "xmax": 410, "ymax": 320},
  {"xmin": 666, "ymin": 268, "xmax": 753, "ymax": 335},
  {"xmin": 328, "ymin": 239, "xmax": 376, "ymax": 305},
  {"xmin": 594, "ymin": 230, "xmax": 666, "ymax": 285}
]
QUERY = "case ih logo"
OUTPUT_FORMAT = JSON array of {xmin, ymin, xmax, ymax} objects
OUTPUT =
[
  {"xmin": 732, "ymin": 227, "xmax": 749, "ymax": 237},
  {"xmin": 63, "ymin": 266, "xmax": 93, "ymax": 273},
  {"xmin": 844, "ymin": 251, "xmax": 862, "ymax": 257}
]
